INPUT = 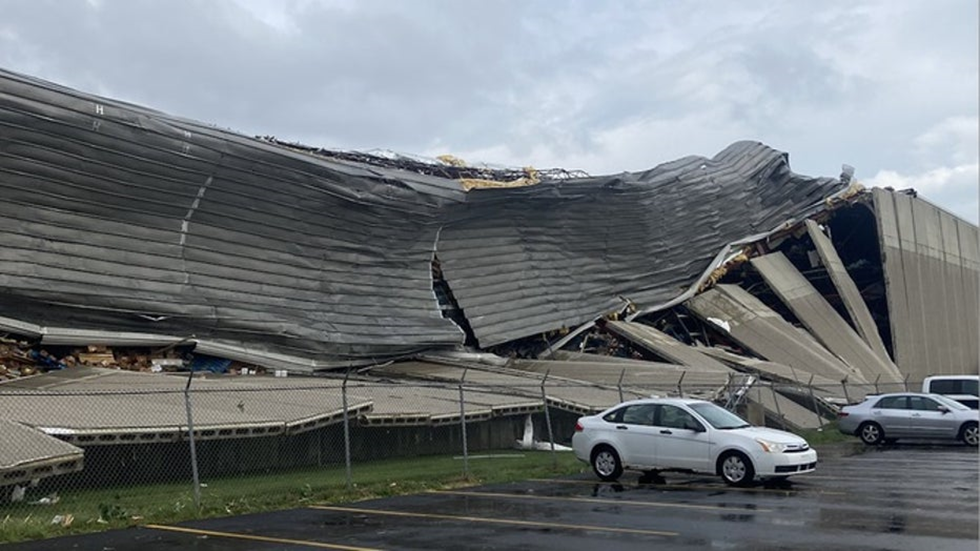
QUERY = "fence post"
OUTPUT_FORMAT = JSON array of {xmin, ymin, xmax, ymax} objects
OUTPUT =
[
  {"xmin": 806, "ymin": 374, "xmax": 823, "ymax": 429},
  {"xmin": 458, "ymin": 368, "xmax": 469, "ymax": 478},
  {"xmin": 342, "ymin": 369, "xmax": 353, "ymax": 491},
  {"xmin": 902, "ymin": 374, "xmax": 909, "ymax": 392},
  {"xmin": 840, "ymin": 376, "xmax": 850, "ymax": 404},
  {"xmin": 770, "ymin": 383, "xmax": 786, "ymax": 431},
  {"xmin": 540, "ymin": 369, "xmax": 557, "ymax": 469},
  {"xmin": 183, "ymin": 369, "xmax": 201, "ymax": 510},
  {"xmin": 617, "ymin": 368, "xmax": 625, "ymax": 403},
  {"xmin": 677, "ymin": 371, "xmax": 686, "ymax": 399},
  {"xmin": 724, "ymin": 373, "xmax": 734, "ymax": 410},
  {"xmin": 873, "ymin": 374, "xmax": 881, "ymax": 394}
]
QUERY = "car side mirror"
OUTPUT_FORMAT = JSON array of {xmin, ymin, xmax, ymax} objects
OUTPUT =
[
  {"xmin": 937, "ymin": 405, "xmax": 949, "ymax": 414},
  {"xmin": 687, "ymin": 423, "xmax": 705, "ymax": 432}
]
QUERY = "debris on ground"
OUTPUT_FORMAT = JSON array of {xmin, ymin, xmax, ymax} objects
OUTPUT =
[{"xmin": 0, "ymin": 337, "xmax": 266, "ymax": 381}]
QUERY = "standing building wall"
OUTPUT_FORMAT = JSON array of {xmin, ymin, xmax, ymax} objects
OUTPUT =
[{"xmin": 874, "ymin": 188, "xmax": 979, "ymax": 380}]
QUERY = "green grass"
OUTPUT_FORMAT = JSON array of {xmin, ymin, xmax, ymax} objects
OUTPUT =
[
  {"xmin": 798, "ymin": 421, "xmax": 859, "ymax": 445},
  {"xmin": 0, "ymin": 451, "xmax": 585, "ymax": 543}
]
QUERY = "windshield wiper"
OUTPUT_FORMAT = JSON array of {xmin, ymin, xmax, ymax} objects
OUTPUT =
[{"xmin": 720, "ymin": 424, "xmax": 751, "ymax": 430}]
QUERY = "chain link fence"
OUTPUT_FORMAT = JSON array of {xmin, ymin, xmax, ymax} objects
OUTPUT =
[{"xmin": 0, "ymin": 370, "xmax": 927, "ymax": 541}]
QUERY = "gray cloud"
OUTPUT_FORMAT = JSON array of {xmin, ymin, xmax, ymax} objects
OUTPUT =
[{"xmin": 0, "ymin": 0, "xmax": 976, "ymax": 221}]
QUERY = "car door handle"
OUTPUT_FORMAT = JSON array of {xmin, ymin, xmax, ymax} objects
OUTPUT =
[
  {"xmin": 911, "ymin": 413, "xmax": 921, "ymax": 417},
  {"xmin": 616, "ymin": 425, "xmax": 628, "ymax": 430},
  {"xmin": 660, "ymin": 430, "xmax": 672, "ymax": 435}
]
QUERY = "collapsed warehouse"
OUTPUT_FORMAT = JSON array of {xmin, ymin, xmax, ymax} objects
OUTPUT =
[{"xmin": 0, "ymin": 68, "xmax": 978, "ymax": 489}]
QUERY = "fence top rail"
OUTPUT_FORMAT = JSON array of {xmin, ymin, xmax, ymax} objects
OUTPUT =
[{"xmin": 0, "ymin": 375, "xmax": 891, "ymax": 400}]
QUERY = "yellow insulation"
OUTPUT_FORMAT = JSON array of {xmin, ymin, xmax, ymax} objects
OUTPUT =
[{"xmin": 459, "ymin": 167, "xmax": 540, "ymax": 191}]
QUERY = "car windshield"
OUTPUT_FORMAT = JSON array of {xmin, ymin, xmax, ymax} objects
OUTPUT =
[
  {"xmin": 932, "ymin": 394, "xmax": 971, "ymax": 411},
  {"xmin": 689, "ymin": 402, "xmax": 751, "ymax": 429}
]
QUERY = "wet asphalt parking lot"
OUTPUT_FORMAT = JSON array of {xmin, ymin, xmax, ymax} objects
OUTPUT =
[{"xmin": 6, "ymin": 443, "xmax": 977, "ymax": 551}]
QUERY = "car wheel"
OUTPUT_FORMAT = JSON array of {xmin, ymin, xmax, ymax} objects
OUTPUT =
[
  {"xmin": 718, "ymin": 451, "xmax": 755, "ymax": 487},
  {"xmin": 591, "ymin": 445, "xmax": 623, "ymax": 481},
  {"xmin": 960, "ymin": 422, "xmax": 979, "ymax": 446},
  {"xmin": 858, "ymin": 422, "xmax": 884, "ymax": 445}
]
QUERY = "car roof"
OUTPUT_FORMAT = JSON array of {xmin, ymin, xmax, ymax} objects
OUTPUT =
[
  {"xmin": 612, "ymin": 397, "xmax": 708, "ymax": 407},
  {"xmin": 864, "ymin": 392, "xmax": 949, "ymax": 399},
  {"xmin": 923, "ymin": 375, "xmax": 979, "ymax": 381}
]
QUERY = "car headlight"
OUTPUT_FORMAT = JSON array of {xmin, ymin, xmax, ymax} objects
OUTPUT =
[{"xmin": 756, "ymin": 439, "xmax": 789, "ymax": 453}]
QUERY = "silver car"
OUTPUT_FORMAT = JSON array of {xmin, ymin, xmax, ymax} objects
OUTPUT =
[{"xmin": 837, "ymin": 392, "xmax": 979, "ymax": 446}]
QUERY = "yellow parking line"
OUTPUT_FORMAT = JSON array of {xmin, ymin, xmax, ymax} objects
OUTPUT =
[
  {"xmin": 310, "ymin": 505, "xmax": 677, "ymax": 537},
  {"xmin": 531, "ymin": 478, "xmax": 846, "ymax": 496},
  {"xmin": 145, "ymin": 524, "xmax": 380, "ymax": 551},
  {"xmin": 431, "ymin": 489, "xmax": 771, "ymax": 512}
]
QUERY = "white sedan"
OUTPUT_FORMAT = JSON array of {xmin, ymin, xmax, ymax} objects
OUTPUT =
[{"xmin": 572, "ymin": 397, "xmax": 817, "ymax": 486}]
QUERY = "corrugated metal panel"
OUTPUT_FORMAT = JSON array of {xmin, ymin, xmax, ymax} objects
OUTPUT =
[
  {"xmin": 750, "ymin": 253, "xmax": 902, "ymax": 383},
  {"xmin": 805, "ymin": 220, "xmax": 893, "ymax": 363},
  {"xmin": 0, "ymin": 68, "xmax": 845, "ymax": 363},
  {"xmin": 685, "ymin": 285, "xmax": 859, "ymax": 382},
  {"xmin": 0, "ymin": 69, "xmax": 464, "ymax": 362},
  {"xmin": 439, "ymin": 142, "xmax": 844, "ymax": 347},
  {"xmin": 873, "ymin": 189, "xmax": 980, "ymax": 379}
]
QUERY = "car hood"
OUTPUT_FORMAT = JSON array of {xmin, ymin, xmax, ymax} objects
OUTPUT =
[{"xmin": 727, "ymin": 426, "xmax": 808, "ymax": 445}]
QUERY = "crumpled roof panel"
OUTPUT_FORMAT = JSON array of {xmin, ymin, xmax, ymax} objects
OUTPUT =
[
  {"xmin": 0, "ymin": 68, "xmax": 844, "ymax": 362},
  {"xmin": 438, "ymin": 142, "xmax": 842, "ymax": 346}
]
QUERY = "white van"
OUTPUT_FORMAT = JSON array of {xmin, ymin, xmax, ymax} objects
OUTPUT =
[{"xmin": 922, "ymin": 375, "xmax": 979, "ymax": 409}]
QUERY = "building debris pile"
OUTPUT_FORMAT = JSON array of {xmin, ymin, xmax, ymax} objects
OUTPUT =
[
  {"xmin": 256, "ymin": 136, "xmax": 590, "ymax": 183},
  {"xmin": 0, "ymin": 67, "xmax": 977, "ymax": 497},
  {"xmin": 0, "ymin": 338, "xmax": 266, "ymax": 380},
  {"xmin": 0, "ymin": 67, "xmax": 848, "ymax": 367}
]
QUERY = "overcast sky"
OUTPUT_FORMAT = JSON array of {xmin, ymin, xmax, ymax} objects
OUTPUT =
[{"xmin": 1, "ymin": 0, "xmax": 977, "ymax": 222}]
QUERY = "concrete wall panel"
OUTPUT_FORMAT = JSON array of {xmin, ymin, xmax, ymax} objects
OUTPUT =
[
  {"xmin": 751, "ymin": 253, "xmax": 902, "ymax": 382},
  {"xmin": 604, "ymin": 320, "xmax": 732, "ymax": 371},
  {"xmin": 873, "ymin": 188, "xmax": 979, "ymax": 380},
  {"xmin": 806, "ymin": 220, "xmax": 892, "ymax": 363},
  {"xmin": 686, "ymin": 285, "xmax": 859, "ymax": 382}
]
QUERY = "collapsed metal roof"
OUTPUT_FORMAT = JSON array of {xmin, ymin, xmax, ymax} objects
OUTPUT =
[
  {"xmin": 0, "ymin": 68, "xmax": 847, "ymax": 366},
  {"xmin": 3, "ymin": 67, "xmax": 978, "ymax": 499}
]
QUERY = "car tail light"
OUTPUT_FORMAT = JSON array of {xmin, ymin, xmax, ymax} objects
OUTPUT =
[{"xmin": 574, "ymin": 421, "xmax": 584, "ymax": 432}]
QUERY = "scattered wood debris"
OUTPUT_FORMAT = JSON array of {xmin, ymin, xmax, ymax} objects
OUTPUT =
[{"xmin": 0, "ymin": 335, "xmax": 265, "ymax": 380}]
